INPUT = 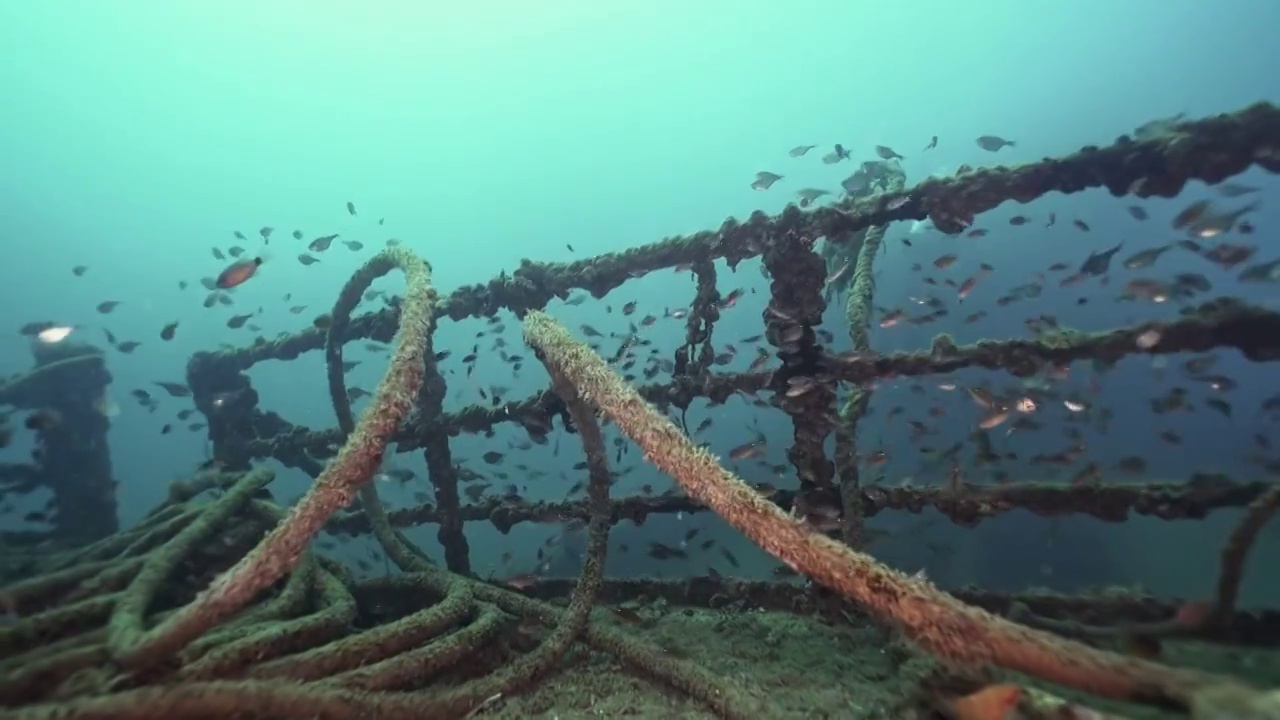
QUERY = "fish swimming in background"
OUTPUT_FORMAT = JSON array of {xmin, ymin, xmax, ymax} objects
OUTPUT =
[
  {"xmin": 1186, "ymin": 200, "xmax": 1259, "ymax": 238},
  {"xmin": 1121, "ymin": 243, "xmax": 1173, "ymax": 270},
  {"xmin": 874, "ymin": 145, "xmax": 904, "ymax": 160},
  {"xmin": 788, "ymin": 144, "xmax": 816, "ymax": 157},
  {"xmin": 751, "ymin": 172, "xmax": 782, "ymax": 191},
  {"xmin": 796, "ymin": 188, "xmax": 830, "ymax": 207},
  {"xmin": 309, "ymin": 234, "xmax": 338, "ymax": 252},
  {"xmin": 841, "ymin": 170, "xmax": 869, "ymax": 195},
  {"xmin": 1172, "ymin": 199, "xmax": 1212, "ymax": 230},
  {"xmin": 216, "ymin": 257, "xmax": 265, "ymax": 289},
  {"xmin": 1133, "ymin": 112, "xmax": 1185, "ymax": 140},
  {"xmin": 975, "ymin": 135, "xmax": 1015, "ymax": 151},
  {"xmin": 1218, "ymin": 181, "xmax": 1259, "ymax": 198},
  {"xmin": 821, "ymin": 144, "xmax": 851, "ymax": 164},
  {"xmin": 19, "ymin": 321, "xmax": 63, "ymax": 340},
  {"xmin": 909, "ymin": 218, "xmax": 936, "ymax": 234},
  {"xmin": 1238, "ymin": 257, "xmax": 1280, "ymax": 283},
  {"xmin": 1079, "ymin": 241, "xmax": 1123, "ymax": 276}
]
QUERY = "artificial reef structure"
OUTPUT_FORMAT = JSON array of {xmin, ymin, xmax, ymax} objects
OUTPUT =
[
  {"xmin": 2, "ymin": 102, "xmax": 1280, "ymax": 719},
  {"xmin": 0, "ymin": 340, "xmax": 118, "ymax": 546}
]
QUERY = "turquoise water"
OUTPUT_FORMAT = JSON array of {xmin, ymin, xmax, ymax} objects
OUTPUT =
[{"xmin": 1, "ymin": 2, "xmax": 1279, "ymax": 604}]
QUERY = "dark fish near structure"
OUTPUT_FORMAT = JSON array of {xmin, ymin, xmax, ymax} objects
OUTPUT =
[
  {"xmin": 160, "ymin": 322, "xmax": 179, "ymax": 340},
  {"xmin": 1186, "ymin": 201, "xmax": 1259, "ymax": 239},
  {"xmin": 875, "ymin": 145, "xmax": 904, "ymax": 160},
  {"xmin": 309, "ymin": 234, "xmax": 338, "ymax": 252},
  {"xmin": 975, "ymin": 135, "xmax": 1015, "ymax": 151},
  {"xmin": 923, "ymin": 136, "xmax": 937, "ymax": 150},
  {"xmin": 1121, "ymin": 279, "xmax": 1173, "ymax": 302},
  {"xmin": 259, "ymin": 226, "xmax": 273, "ymax": 243},
  {"xmin": 1238, "ymin": 258, "xmax": 1280, "ymax": 283},
  {"xmin": 1079, "ymin": 242, "xmax": 1123, "ymax": 276},
  {"xmin": 346, "ymin": 201, "xmax": 357, "ymax": 216},
  {"xmin": 1125, "ymin": 206, "xmax": 1149, "ymax": 221},
  {"xmin": 26, "ymin": 409, "xmax": 61, "ymax": 431},
  {"xmin": 216, "ymin": 258, "xmax": 264, "ymax": 289},
  {"xmin": 298, "ymin": 254, "xmax": 320, "ymax": 266},
  {"xmin": 751, "ymin": 172, "xmax": 782, "ymax": 191},
  {"xmin": 154, "ymin": 381, "xmax": 191, "ymax": 397},
  {"xmin": 1133, "ymin": 113, "xmax": 1185, "ymax": 140},
  {"xmin": 72, "ymin": 265, "xmax": 88, "ymax": 276},
  {"xmin": 821, "ymin": 144, "xmax": 851, "ymax": 164},
  {"xmin": 1172, "ymin": 272, "xmax": 1211, "ymax": 294},
  {"xmin": 96, "ymin": 301, "xmax": 121, "ymax": 314},
  {"xmin": 788, "ymin": 144, "xmax": 816, "ymax": 157},
  {"xmin": 1218, "ymin": 182, "xmax": 1259, "ymax": 198},
  {"xmin": 1172, "ymin": 200, "xmax": 1211, "ymax": 230},
  {"xmin": 1121, "ymin": 244, "xmax": 1173, "ymax": 270},
  {"xmin": 796, "ymin": 188, "xmax": 830, "ymax": 207},
  {"xmin": 840, "ymin": 171, "xmax": 869, "ymax": 195}
]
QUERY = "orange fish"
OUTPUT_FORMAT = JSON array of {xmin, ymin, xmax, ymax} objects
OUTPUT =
[
  {"xmin": 503, "ymin": 574, "xmax": 539, "ymax": 590},
  {"xmin": 1174, "ymin": 600, "xmax": 1212, "ymax": 629},
  {"xmin": 944, "ymin": 683, "xmax": 1023, "ymax": 720},
  {"xmin": 216, "ymin": 257, "xmax": 264, "ymax": 289}
]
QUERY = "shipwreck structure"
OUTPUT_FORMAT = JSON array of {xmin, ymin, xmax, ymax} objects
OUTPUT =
[
  {"xmin": 2, "ymin": 102, "xmax": 1280, "ymax": 719},
  {"xmin": 0, "ymin": 340, "xmax": 118, "ymax": 546}
]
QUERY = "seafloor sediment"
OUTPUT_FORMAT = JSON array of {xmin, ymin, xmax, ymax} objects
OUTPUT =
[{"xmin": 464, "ymin": 601, "xmax": 1280, "ymax": 719}]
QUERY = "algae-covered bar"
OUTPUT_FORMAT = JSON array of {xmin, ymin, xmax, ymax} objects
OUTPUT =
[{"xmin": 2, "ymin": 103, "xmax": 1280, "ymax": 719}]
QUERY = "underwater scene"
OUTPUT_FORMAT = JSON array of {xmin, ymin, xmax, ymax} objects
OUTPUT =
[{"xmin": 2, "ymin": 3, "xmax": 1280, "ymax": 719}]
